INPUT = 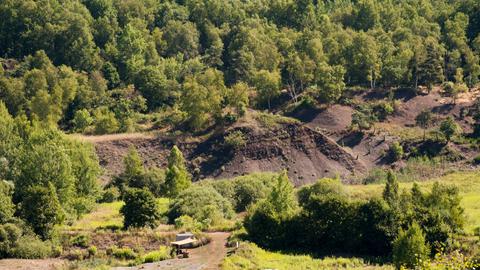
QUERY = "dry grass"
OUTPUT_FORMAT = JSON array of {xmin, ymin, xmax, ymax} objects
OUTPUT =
[{"xmin": 69, "ymin": 132, "xmax": 155, "ymax": 143}]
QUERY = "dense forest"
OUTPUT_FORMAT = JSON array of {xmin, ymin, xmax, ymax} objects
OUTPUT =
[
  {"xmin": 1, "ymin": 0, "xmax": 480, "ymax": 269},
  {"xmin": 0, "ymin": 0, "xmax": 479, "ymax": 132}
]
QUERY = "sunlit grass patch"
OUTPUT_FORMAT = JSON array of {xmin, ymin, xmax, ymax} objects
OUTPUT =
[
  {"xmin": 221, "ymin": 242, "xmax": 393, "ymax": 270},
  {"xmin": 67, "ymin": 202, "xmax": 124, "ymax": 231},
  {"xmin": 66, "ymin": 198, "xmax": 170, "ymax": 231}
]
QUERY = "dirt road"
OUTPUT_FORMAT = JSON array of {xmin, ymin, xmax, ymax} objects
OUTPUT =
[
  {"xmin": 0, "ymin": 259, "xmax": 66, "ymax": 270},
  {"xmin": 113, "ymin": 232, "xmax": 230, "ymax": 270}
]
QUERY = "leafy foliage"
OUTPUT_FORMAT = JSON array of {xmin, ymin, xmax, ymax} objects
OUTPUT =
[
  {"xmin": 164, "ymin": 146, "xmax": 191, "ymax": 197},
  {"xmin": 392, "ymin": 223, "xmax": 430, "ymax": 270},
  {"xmin": 168, "ymin": 186, "xmax": 234, "ymax": 229},
  {"xmin": 0, "ymin": 0, "xmax": 478, "ymax": 133},
  {"xmin": 120, "ymin": 188, "xmax": 161, "ymax": 229}
]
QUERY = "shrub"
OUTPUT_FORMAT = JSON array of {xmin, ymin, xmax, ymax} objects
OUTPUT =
[
  {"xmin": 233, "ymin": 177, "xmax": 271, "ymax": 212},
  {"xmin": 200, "ymin": 172, "xmax": 276, "ymax": 212},
  {"xmin": 473, "ymin": 155, "xmax": 480, "ymax": 165},
  {"xmin": 388, "ymin": 142, "xmax": 404, "ymax": 161},
  {"xmin": 99, "ymin": 186, "xmax": 120, "ymax": 203},
  {"xmin": 474, "ymin": 227, "xmax": 480, "ymax": 237},
  {"xmin": 121, "ymin": 188, "xmax": 161, "ymax": 229},
  {"xmin": 71, "ymin": 234, "xmax": 90, "ymax": 248},
  {"xmin": 439, "ymin": 116, "xmax": 460, "ymax": 142},
  {"xmin": 20, "ymin": 184, "xmax": 64, "ymax": 240},
  {"xmin": 129, "ymin": 168, "xmax": 166, "ymax": 197},
  {"xmin": 0, "ymin": 223, "xmax": 21, "ymax": 258},
  {"xmin": 72, "ymin": 109, "xmax": 93, "ymax": 132},
  {"xmin": 224, "ymin": 130, "xmax": 246, "ymax": 150},
  {"xmin": 0, "ymin": 181, "xmax": 14, "ymax": 223},
  {"xmin": 361, "ymin": 168, "xmax": 388, "ymax": 184},
  {"xmin": 174, "ymin": 215, "xmax": 202, "ymax": 232},
  {"xmin": 87, "ymin": 245, "xmax": 97, "ymax": 257},
  {"xmin": 392, "ymin": 223, "xmax": 430, "ymax": 270},
  {"xmin": 93, "ymin": 107, "xmax": 119, "ymax": 134},
  {"xmin": 373, "ymin": 102, "xmax": 394, "ymax": 121},
  {"xmin": 168, "ymin": 186, "xmax": 234, "ymax": 227},
  {"xmin": 10, "ymin": 235, "xmax": 54, "ymax": 259},
  {"xmin": 142, "ymin": 246, "xmax": 171, "ymax": 263},
  {"xmin": 298, "ymin": 178, "xmax": 348, "ymax": 206},
  {"xmin": 109, "ymin": 246, "xmax": 137, "ymax": 260}
]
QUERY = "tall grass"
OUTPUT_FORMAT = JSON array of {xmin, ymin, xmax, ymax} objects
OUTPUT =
[{"xmin": 221, "ymin": 243, "xmax": 393, "ymax": 270}]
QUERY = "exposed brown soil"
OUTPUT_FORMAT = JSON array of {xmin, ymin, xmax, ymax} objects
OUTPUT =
[
  {"xmin": 81, "ymin": 88, "xmax": 480, "ymax": 186},
  {"xmin": 306, "ymin": 104, "xmax": 354, "ymax": 133},
  {"xmin": 91, "ymin": 122, "xmax": 365, "ymax": 186},
  {"xmin": 0, "ymin": 259, "xmax": 66, "ymax": 270}
]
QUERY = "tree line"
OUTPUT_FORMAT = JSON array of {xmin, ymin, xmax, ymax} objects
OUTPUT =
[
  {"xmin": 0, "ymin": 0, "xmax": 480, "ymax": 132},
  {"xmin": 245, "ymin": 171, "xmax": 465, "ymax": 269}
]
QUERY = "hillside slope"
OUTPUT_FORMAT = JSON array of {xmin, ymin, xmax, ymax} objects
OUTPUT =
[{"xmin": 90, "ymin": 122, "xmax": 365, "ymax": 186}]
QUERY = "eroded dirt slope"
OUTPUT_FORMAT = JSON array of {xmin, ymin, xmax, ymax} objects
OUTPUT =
[{"xmin": 91, "ymin": 123, "xmax": 365, "ymax": 186}]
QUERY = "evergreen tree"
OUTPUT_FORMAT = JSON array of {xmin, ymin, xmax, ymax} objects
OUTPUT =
[
  {"xmin": 392, "ymin": 223, "xmax": 430, "ymax": 270},
  {"xmin": 121, "ymin": 188, "xmax": 160, "ymax": 229},
  {"xmin": 164, "ymin": 146, "xmax": 191, "ymax": 197},
  {"xmin": 417, "ymin": 37, "xmax": 445, "ymax": 91},
  {"xmin": 383, "ymin": 170, "xmax": 399, "ymax": 207},
  {"xmin": 123, "ymin": 146, "xmax": 144, "ymax": 179}
]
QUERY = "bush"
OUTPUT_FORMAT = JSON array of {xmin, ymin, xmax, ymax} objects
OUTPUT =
[
  {"xmin": 20, "ymin": 184, "xmax": 64, "ymax": 240},
  {"xmin": 121, "ymin": 188, "xmax": 161, "ymax": 229},
  {"xmin": 93, "ymin": 107, "xmax": 119, "ymax": 135},
  {"xmin": 0, "ymin": 181, "xmax": 14, "ymax": 223},
  {"xmin": 361, "ymin": 168, "xmax": 388, "ymax": 184},
  {"xmin": 129, "ymin": 168, "xmax": 166, "ymax": 197},
  {"xmin": 200, "ymin": 172, "xmax": 276, "ymax": 212},
  {"xmin": 473, "ymin": 155, "xmax": 480, "ymax": 165},
  {"xmin": 71, "ymin": 234, "xmax": 90, "ymax": 248},
  {"xmin": 142, "ymin": 246, "xmax": 172, "ymax": 263},
  {"xmin": 168, "ymin": 186, "xmax": 234, "ymax": 228},
  {"xmin": 233, "ymin": 177, "xmax": 271, "ymax": 212},
  {"xmin": 99, "ymin": 186, "xmax": 120, "ymax": 203},
  {"xmin": 0, "ymin": 223, "xmax": 21, "ymax": 258},
  {"xmin": 373, "ymin": 102, "xmax": 394, "ymax": 121},
  {"xmin": 108, "ymin": 246, "xmax": 137, "ymax": 260},
  {"xmin": 388, "ymin": 142, "xmax": 404, "ymax": 161},
  {"xmin": 72, "ymin": 109, "xmax": 93, "ymax": 132},
  {"xmin": 392, "ymin": 223, "xmax": 430, "ymax": 270},
  {"xmin": 298, "ymin": 178, "xmax": 348, "ymax": 206},
  {"xmin": 474, "ymin": 227, "xmax": 480, "ymax": 237},
  {"xmin": 87, "ymin": 245, "xmax": 97, "ymax": 257},
  {"xmin": 174, "ymin": 215, "xmax": 202, "ymax": 232},
  {"xmin": 224, "ymin": 130, "xmax": 247, "ymax": 149},
  {"xmin": 439, "ymin": 116, "xmax": 460, "ymax": 142},
  {"xmin": 10, "ymin": 235, "xmax": 54, "ymax": 259}
]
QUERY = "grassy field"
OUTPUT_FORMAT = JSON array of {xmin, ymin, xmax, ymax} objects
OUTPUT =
[
  {"xmin": 67, "ymin": 198, "xmax": 170, "ymax": 231},
  {"xmin": 347, "ymin": 171, "xmax": 480, "ymax": 234},
  {"xmin": 222, "ymin": 242, "xmax": 393, "ymax": 270}
]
